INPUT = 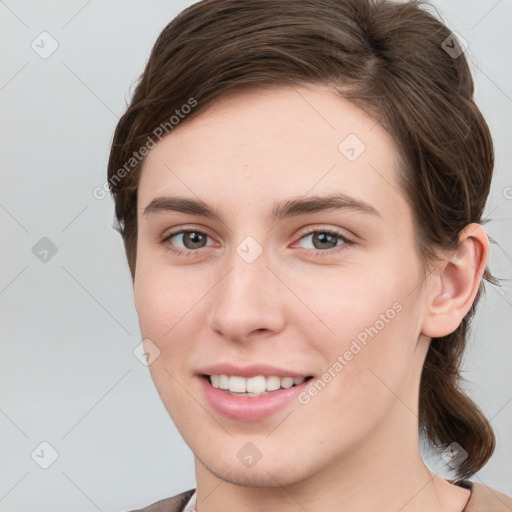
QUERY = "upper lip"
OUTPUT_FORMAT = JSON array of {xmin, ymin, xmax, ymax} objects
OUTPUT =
[{"xmin": 197, "ymin": 363, "xmax": 311, "ymax": 379}]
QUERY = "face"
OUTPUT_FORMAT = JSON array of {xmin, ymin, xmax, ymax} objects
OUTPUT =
[{"xmin": 134, "ymin": 84, "xmax": 430, "ymax": 487}]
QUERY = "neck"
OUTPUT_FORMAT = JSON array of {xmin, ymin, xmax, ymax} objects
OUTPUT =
[{"xmin": 193, "ymin": 404, "xmax": 470, "ymax": 512}]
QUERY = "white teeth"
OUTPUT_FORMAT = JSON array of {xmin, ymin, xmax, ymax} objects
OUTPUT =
[
  {"xmin": 218, "ymin": 374, "xmax": 229, "ymax": 389},
  {"xmin": 228, "ymin": 375, "xmax": 246, "ymax": 392},
  {"xmin": 280, "ymin": 377, "xmax": 294, "ymax": 389},
  {"xmin": 246, "ymin": 376, "xmax": 267, "ymax": 393},
  {"xmin": 209, "ymin": 374, "xmax": 308, "ymax": 395},
  {"xmin": 266, "ymin": 375, "xmax": 281, "ymax": 391}
]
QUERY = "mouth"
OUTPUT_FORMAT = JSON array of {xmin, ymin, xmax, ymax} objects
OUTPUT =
[
  {"xmin": 197, "ymin": 363, "xmax": 316, "ymax": 420},
  {"xmin": 202, "ymin": 374, "xmax": 314, "ymax": 397}
]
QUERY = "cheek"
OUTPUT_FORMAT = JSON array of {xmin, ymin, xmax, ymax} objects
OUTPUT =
[
  {"xmin": 298, "ymin": 303, "xmax": 417, "ymax": 447},
  {"xmin": 133, "ymin": 258, "xmax": 218, "ymax": 378},
  {"xmin": 133, "ymin": 265, "xmax": 203, "ymax": 420},
  {"xmin": 134, "ymin": 253, "xmax": 199, "ymax": 334},
  {"xmin": 293, "ymin": 260, "xmax": 407, "ymax": 345},
  {"xmin": 297, "ymin": 257, "xmax": 420, "ymax": 405}
]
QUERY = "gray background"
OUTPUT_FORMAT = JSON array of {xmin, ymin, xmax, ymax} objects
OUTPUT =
[{"xmin": 1, "ymin": 1, "xmax": 511, "ymax": 510}]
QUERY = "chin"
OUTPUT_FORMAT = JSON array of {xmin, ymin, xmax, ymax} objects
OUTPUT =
[
  {"xmin": 212, "ymin": 468, "xmax": 280, "ymax": 488},
  {"xmin": 196, "ymin": 449, "xmax": 319, "ymax": 489},
  {"xmin": 206, "ymin": 465, "xmax": 304, "ymax": 488}
]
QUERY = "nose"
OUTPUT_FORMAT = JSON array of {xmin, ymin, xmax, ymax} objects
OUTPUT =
[{"xmin": 206, "ymin": 248, "xmax": 286, "ymax": 343}]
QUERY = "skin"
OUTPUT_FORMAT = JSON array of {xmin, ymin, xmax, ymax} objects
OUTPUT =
[{"xmin": 133, "ymin": 84, "xmax": 488, "ymax": 511}]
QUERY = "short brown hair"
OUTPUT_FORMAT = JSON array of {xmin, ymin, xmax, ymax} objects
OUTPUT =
[{"xmin": 107, "ymin": 0, "xmax": 498, "ymax": 478}]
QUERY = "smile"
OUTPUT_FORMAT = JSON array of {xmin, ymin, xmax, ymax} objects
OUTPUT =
[
  {"xmin": 199, "ymin": 371, "xmax": 314, "ymax": 421},
  {"xmin": 208, "ymin": 374, "xmax": 311, "ymax": 397}
]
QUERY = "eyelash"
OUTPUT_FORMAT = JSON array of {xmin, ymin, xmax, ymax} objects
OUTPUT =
[{"xmin": 161, "ymin": 226, "xmax": 354, "ymax": 258}]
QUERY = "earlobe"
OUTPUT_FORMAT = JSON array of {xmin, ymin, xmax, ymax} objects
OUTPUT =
[{"xmin": 421, "ymin": 223, "xmax": 489, "ymax": 338}]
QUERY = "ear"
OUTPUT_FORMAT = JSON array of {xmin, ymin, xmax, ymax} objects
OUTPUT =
[{"xmin": 421, "ymin": 223, "xmax": 489, "ymax": 338}]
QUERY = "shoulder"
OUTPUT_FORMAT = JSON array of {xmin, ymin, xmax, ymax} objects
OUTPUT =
[
  {"xmin": 124, "ymin": 483, "xmax": 512, "ymax": 512},
  {"xmin": 126, "ymin": 489, "xmax": 196, "ymax": 512},
  {"xmin": 465, "ymin": 481, "xmax": 512, "ymax": 512}
]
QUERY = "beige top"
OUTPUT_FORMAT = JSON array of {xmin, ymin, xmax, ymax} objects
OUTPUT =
[{"xmin": 129, "ymin": 481, "xmax": 512, "ymax": 512}]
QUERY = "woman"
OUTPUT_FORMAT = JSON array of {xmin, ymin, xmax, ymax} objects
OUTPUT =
[{"xmin": 107, "ymin": 0, "xmax": 511, "ymax": 510}]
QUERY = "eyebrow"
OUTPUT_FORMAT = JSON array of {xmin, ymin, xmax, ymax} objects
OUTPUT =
[{"xmin": 142, "ymin": 192, "xmax": 382, "ymax": 221}]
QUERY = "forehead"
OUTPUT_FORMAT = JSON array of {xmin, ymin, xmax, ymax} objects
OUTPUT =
[{"xmin": 138, "ymin": 84, "xmax": 406, "ymax": 222}]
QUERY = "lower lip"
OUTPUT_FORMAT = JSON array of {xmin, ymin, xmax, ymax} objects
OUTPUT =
[{"xmin": 199, "ymin": 376, "xmax": 311, "ymax": 422}]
